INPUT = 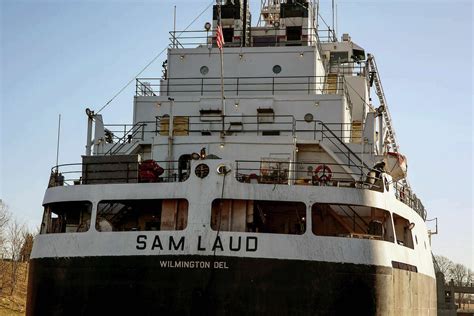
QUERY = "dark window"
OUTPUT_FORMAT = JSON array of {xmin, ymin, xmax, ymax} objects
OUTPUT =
[
  {"xmin": 330, "ymin": 51, "xmax": 349, "ymax": 63},
  {"xmin": 96, "ymin": 199, "xmax": 188, "ymax": 232},
  {"xmin": 312, "ymin": 203, "xmax": 394, "ymax": 242},
  {"xmin": 211, "ymin": 199, "xmax": 306, "ymax": 235},
  {"xmin": 253, "ymin": 36, "xmax": 275, "ymax": 47},
  {"xmin": 41, "ymin": 201, "xmax": 92, "ymax": 234},
  {"xmin": 286, "ymin": 26, "xmax": 302, "ymax": 42},
  {"xmin": 223, "ymin": 28, "xmax": 234, "ymax": 44}
]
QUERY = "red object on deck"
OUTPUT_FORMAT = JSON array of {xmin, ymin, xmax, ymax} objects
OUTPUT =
[{"xmin": 139, "ymin": 160, "xmax": 164, "ymax": 182}]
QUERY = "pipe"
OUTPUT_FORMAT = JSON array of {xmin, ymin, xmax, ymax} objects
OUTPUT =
[
  {"xmin": 167, "ymin": 98, "xmax": 175, "ymax": 179},
  {"xmin": 85, "ymin": 109, "xmax": 94, "ymax": 156}
]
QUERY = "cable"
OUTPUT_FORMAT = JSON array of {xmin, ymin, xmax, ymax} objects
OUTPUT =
[
  {"xmin": 96, "ymin": 0, "xmax": 215, "ymax": 115},
  {"xmin": 343, "ymin": 76, "xmax": 375, "ymax": 111}
]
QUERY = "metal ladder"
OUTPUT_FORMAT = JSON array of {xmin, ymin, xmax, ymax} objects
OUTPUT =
[
  {"xmin": 367, "ymin": 54, "xmax": 413, "ymax": 190},
  {"xmin": 367, "ymin": 54, "xmax": 399, "ymax": 153}
]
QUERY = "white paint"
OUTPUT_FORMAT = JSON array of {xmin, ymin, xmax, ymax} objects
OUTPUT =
[{"xmin": 33, "ymin": 160, "xmax": 435, "ymax": 278}]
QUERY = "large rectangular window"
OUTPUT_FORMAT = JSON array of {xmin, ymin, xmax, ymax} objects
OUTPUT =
[
  {"xmin": 312, "ymin": 203, "xmax": 394, "ymax": 242},
  {"xmin": 41, "ymin": 201, "xmax": 92, "ymax": 234},
  {"xmin": 211, "ymin": 199, "xmax": 306, "ymax": 235},
  {"xmin": 96, "ymin": 199, "xmax": 188, "ymax": 232}
]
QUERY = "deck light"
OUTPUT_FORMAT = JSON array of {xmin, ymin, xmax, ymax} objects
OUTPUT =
[{"xmin": 219, "ymin": 143, "xmax": 225, "ymax": 149}]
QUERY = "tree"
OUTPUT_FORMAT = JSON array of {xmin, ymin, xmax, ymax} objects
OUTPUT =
[
  {"xmin": 435, "ymin": 255, "xmax": 454, "ymax": 282},
  {"xmin": 449, "ymin": 263, "xmax": 473, "ymax": 309},
  {"xmin": 0, "ymin": 201, "xmax": 11, "ymax": 294},
  {"xmin": 6, "ymin": 219, "xmax": 26, "ymax": 295},
  {"xmin": 0, "ymin": 200, "xmax": 10, "ymax": 253},
  {"xmin": 20, "ymin": 232, "xmax": 34, "ymax": 262}
]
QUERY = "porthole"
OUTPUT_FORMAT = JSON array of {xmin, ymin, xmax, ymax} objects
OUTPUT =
[
  {"xmin": 200, "ymin": 66, "xmax": 209, "ymax": 75},
  {"xmin": 272, "ymin": 65, "xmax": 282, "ymax": 74},
  {"xmin": 424, "ymin": 241, "xmax": 427, "ymax": 249},
  {"xmin": 415, "ymin": 235, "xmax": 418, "ymax": 245},
  {"xmin": 304, "ymin": 113, "xmax": 314, "ymax": 122},
  {"xmin": 195, "ymin": 164, "xmax": 210, "ymax": 178}
]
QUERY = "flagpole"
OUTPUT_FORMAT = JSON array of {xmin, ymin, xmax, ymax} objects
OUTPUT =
[{"xmin": 218, "ymin": 1, "xmax": 225, "ymax": 138}]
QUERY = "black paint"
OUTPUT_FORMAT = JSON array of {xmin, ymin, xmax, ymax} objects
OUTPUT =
[{"xmin": 26, "ymin": 255, "xmax": 397, "ymax": 316}]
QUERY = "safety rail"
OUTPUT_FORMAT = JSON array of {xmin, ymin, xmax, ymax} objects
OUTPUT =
[
  {"xmin": 136, "ymin": 74, "xmax": 350, "ymax": 97},
  {"xmin": 103, "ymin": 121, "xmax": 158, "ymax": 143},
  {"xmin": 168, "ymin": 28, "xmax": 332, "ymax": 49},
  {"xmin": 48, "ymin": 160, "xmax": 187, "ymax": 187},
  {"xmin": 308, "ymin": 120, "xmax": 371, "ymax": 176},
  {"xmin": 235, "ymin": 160, "xmax": 383, "ymax": 190},
  {"xmin": 317, "ymin": 28, "xmax": 338, "ymax": 43},
  {"xmin": 393, "ymin": 182, "xmax": 427, "ymax": 220},
  {"xmin": 235, "ymin": 160, "xmax": 426, "ymax": 221},
  {"xmin": 329, "ymin": 61, "xmax": 367, "ymax": 77},
  {"xmin": 104, "ymin": 122, "xmax": 149, "ymax": 155}
]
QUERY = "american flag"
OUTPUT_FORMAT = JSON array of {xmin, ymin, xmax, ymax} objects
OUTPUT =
[
  {"xmin": 216, "ymin": 24, "xmax": 224, "ymax": 50},
  {"xmin": 216, "ymin": 6, "xmax": 224, "ymax": 50}
]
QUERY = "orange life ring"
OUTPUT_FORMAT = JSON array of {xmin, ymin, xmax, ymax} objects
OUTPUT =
[{"xmin": 314, "ymin": 165, "xmax": 332, "ymax": 182}]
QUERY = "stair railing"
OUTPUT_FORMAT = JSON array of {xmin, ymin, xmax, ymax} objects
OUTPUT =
[
  {"xmin": 313, "ymin": 120, "xmax": 371, "ymax": 178},
  {"xmin": 104, "ymin": 122, "xmax": 147, "ymax": 155}
]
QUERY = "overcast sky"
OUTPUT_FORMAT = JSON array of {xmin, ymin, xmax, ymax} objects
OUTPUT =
[{"xmin": 1, "ymin": 0, "xmax": 472, "ymax": 268}]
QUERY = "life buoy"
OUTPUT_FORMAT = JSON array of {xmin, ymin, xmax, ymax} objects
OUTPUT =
[{"xmin": 314, "ymin": 165, "xmax": 332, "ymax": 182}]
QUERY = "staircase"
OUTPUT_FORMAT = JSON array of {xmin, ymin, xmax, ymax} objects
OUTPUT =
[
  {"xmin": 105, "ymin": 122, "xmax": 147, "ymax": 155},
  {"xmin": 324, "ymin": 73, "xmax": 339, "ymax": 94},
  {"xmin": 351, "ymin": 120, "xmax": 363, "ymax": 144}
]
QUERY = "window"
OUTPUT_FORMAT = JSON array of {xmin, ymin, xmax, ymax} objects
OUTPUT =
[
  {"xmin": 223, "ymin": 28, "xmax": 234, "ymax": 43},
  {"xmin": 96, "ymin": 199, "xmax": 188, "ymax": 232},
  {"xmin": 330, "ymin": 51, "xmax": 349, "ymax": 63},
  {"xmin": 159, "ymin": 116, "xmax": 189, "ymax": 136},
  {"xmin": 312, "ymin": 203, "xmax": 394, "ymax": 242},
  {"xmin": 41, "ymin": 201, "xmax": 92, "ymax": 234},
  {"xmin": 393, "ymin": 213, "xmax": 414, "ymax": 249},
  {"xmin": 211, "ymin": 199, "xmax": 306, "ymax": 235},
  {"xmin": 286, "ymin": 26, "xmax": 302, "ymax": 42}
]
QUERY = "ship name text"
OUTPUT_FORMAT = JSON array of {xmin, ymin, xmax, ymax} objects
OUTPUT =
[{"xmin": 136, "ymin": 235, "xmax": 258, "ymax": 252}]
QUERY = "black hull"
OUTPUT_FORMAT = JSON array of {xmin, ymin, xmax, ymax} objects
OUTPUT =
[{"xmin": 27, "ymin": 255, "xmax": 432, "ymax": 316}]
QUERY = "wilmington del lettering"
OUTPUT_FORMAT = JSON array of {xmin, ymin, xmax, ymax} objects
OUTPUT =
[{"xmin": 136, "ymin": 235, "xmax": 258, "ymax": 252}]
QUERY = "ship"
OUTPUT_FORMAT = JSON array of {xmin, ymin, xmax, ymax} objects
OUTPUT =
[{"xmin": 27, "ymin": 0, "xmax": 437, "ymax": 315}]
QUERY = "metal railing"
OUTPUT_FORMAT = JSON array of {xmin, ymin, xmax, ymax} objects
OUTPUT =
[
  {"xmin": 48, "ymin": 160, "xmax": 188, "ymax": 187},
  {"xmin": 235, "ymin": 160, "xmax": 383, "ymax": 189},
  {"xmin": 168, "ymin": 28, "xmax": 332, "ymax": 49},
  {"xmin": 136, "ymin": 74, "xmax": 348, "ymax": 97},
  {"xmin": 329, "ymin": 61, "xmax": 368, "ymax": 77},
  {"xmin": 235, "ymin": 159, "xmax": 426, "ymax": 220},
  {"xmin": 393, "ymin": 181, "xmax": 427, "ymax": 220},
  {"xmin": 104, "ymin": 122, "xmax": 149, "ymax": 155}
]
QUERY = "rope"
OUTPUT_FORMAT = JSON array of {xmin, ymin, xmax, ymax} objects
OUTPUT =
[{"xmin": 96, "ymin": 0, "xmax": 215, "ymax": 115}]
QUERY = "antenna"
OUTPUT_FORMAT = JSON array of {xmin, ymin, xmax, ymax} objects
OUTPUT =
[
  {"xmin": 173, "ymin": 6, "xmax": 177, "ymax": 48},
  {"xmin": 55, "ymin": 114, "xmax": 61, "ymax": 171},
  {"xmin": 332, "ymin": 0, "xmax": 335, "ymax": 40}
]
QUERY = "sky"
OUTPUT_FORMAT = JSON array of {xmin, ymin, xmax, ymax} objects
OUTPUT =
[{"xmin": 0, "ymin": 0, "xmax": 472, "ymax": 268}]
